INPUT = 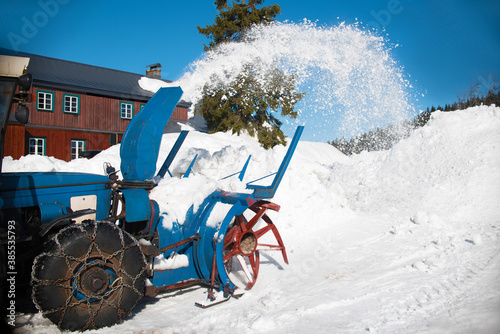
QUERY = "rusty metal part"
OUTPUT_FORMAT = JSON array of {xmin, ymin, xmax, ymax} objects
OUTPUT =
[
  {"xmin": 145, "ymin": 279, "xmax": 205, "ymax": 297},
  {"xmin": 158, "ymin": 234, "xmax": 199, "ymax": 254}
]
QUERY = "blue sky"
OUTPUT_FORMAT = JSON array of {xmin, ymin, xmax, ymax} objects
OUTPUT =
[{"xmin": 1, "ymin": 0, "xmax": 499, "ymax": 139}]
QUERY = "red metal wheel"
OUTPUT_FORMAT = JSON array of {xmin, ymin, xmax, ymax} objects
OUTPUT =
[{"xmin": 222, "ymin": 200, "xmax": 288, "ymax": 290}]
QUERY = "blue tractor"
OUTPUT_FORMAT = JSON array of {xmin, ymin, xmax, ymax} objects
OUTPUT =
[{"xmin": 0, "ymin": 55, "xmax": 303, "ymax": 331}]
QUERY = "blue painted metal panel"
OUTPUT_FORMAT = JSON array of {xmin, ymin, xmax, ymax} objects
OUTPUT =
[
  {"xmin": 220, "ymin": 155, "xmax": 252, "ymax": 181},
  {"xmin": 39, "ymin": 202, "xmax": 65, "ymax": 223},
  {"xmin": 246, "ymin": 126, "xmax": 304, "ymax": 198},
  {"xmin": 239, "ymin": 155, "xmax": 251, "ymax": 181},
  {"xmin": 183, "ymin": 154, "xmax": 198, "ymax": 178},
  {"xmin": 151, "ymin": 212, "xmax": 200, "ymax": 287},
  {"xmin": 120, "ymin": 87, "xmax": 183, "ymax": 182},
  {"xmin": 156, "ymin": 218, "xmax": 183, "ymax": 254},
  {"xmin": 213, "ymin": 199, "xmax": 247, "ymax": 291},
  {"xmin": 157, "ymin": 130, "xmax": 189, "ymax": 179},
  {"xmin": 151, "ymin": 259, "xmax": 200, "ymax": 288},
  {"xmin": 184, "ymin": 194, "xmax": 220, "ymax": 284},
  {"xmin": 0, "ymin": 172, "xmax": 111, "ymax": 222},
  {"xmin": 149, "ymin": 191, "xmax": 252, "ymax": 289},
  {"xmin": 147, "ymin": 199, "xmax": 161, "ymax": 231},
  {"xmin": 121, "ymin": 188, "xmax": 152, "ymax": 223}
]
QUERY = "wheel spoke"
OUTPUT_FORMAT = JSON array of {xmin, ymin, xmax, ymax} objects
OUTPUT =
[
  {"xmin": 248, "ymin": 251, "xmax": 260, "ymax": 274},
  {"xmin": 223, "ymin": 246, "xmax": 241, "ymax": 262},
  {"xmin": 223, "ymin": 228, "xmax": 238, "ymax": 249},
  {"xmin": 236, "ymin": 254, "xmax": 253, "ymax": 283},
  {"xmin": 254, "ymin": 224, "xmax": 274, "ymax": 239},
  {"xmin": 246, "ymin": 252, "xmax": 260, "ymax": 289},
  {"xmin": 224, "ymin": 216, "xmax": 242, "ymax": 246},
  {"xmin": 255, "ymin": 224, "xmax": 288, "ymax": 264},
  {"xmin": 268, "ymin": 224, "xmax": 288, "ymax": 264},
  {"xmin": 245, "ymin": 207, "xmax": 266, "ymax": 231},
  {"xmin": 256, "ymin": 243, "xmax": 283, "ymax": 251}
]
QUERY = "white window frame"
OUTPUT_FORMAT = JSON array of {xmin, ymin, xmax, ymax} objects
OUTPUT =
[
  {"xmin": 37, "ymin": 90, "xmax": 54, "ymax": 111},
  {"xmin": 120, "ymin": 101, "xmax": 133, "ymax": 119},
  {"xmin": 71, "ymin": 139, "xmax": 86, "ymax": 160},
  {"xmin": 29, "ymin": 137, "xmax": 46, "ymax": 156},
  {"xmin": 63, "ymin": 94, "xmax": 80, "ymax": 114}
]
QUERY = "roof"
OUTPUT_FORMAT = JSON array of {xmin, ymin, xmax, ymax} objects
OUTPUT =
[{"xmin": 0, "ymin": 48, "xmax": 191, "ymax": 107}]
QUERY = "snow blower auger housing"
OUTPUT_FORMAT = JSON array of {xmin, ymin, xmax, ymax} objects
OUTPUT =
[{"xmin": 0, "ymin": 58, "xmax": 303, "ymax": 331}]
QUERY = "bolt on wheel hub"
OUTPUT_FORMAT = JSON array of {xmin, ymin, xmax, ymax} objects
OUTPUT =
[{"xmin": 80, "ymin": 266, "xmax": 110, "ymax": 296}]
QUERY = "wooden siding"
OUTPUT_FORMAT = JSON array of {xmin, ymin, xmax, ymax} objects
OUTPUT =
[
  {"xmin": 27, "ymin": 88, "xmax": 138, "ymax": 133},
  {"xmin": 25, "ymin": 127, "xmax": 119, "ymax": 161},
  {"xmin": 4, "ymin": 86, "xmax": 189, "ymax": 162},
  {"xmin": 172, "ymin": 106, "xmax": 189, "ymax": 121},
  {"xmin": 23, "ymin": 86, "xmax": 189, "ymax": 132},
  {"xmin": 4, "ymin": 123, "xmax": 25, "ymax": 160}
]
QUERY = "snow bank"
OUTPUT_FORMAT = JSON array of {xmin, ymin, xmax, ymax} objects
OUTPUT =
[
  {"xmin": 7, "ymin": 105, "xmax": 500, "ymax": 333},
  {"xmin": 332, "ymin": 105, "xmax": 500, "ymax": 218}
]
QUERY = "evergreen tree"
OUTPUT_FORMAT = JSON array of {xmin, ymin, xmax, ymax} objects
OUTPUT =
[
  {"xmin": 198, "ymin": 0, "xmax": 281, "ymax": 51},
  {"xmin": 196, "ymin": 0, "xmax": 304, "ymax": 148},
  {"xmin": 197, "ymin": 65, "xmax": 304, "ymax": 148}
]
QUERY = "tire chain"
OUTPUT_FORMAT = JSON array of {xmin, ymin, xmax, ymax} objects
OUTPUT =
[{"xmin": 31, "ymin": 221, "xmax": 146, "ymax": 331}]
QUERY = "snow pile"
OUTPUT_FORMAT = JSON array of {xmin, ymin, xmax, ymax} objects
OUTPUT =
[
  {"xmin": 332, "ymin": 106, "xmax": 500, "ymax": 215},
  {"xmin": 153, "ymin": 253, "xmax": 189, "ymax": 271},
  {"xmin": 6, "ymin": 105, "xmax": 500, "ymax": 333}
]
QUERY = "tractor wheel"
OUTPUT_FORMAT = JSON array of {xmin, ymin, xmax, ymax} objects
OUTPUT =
[
  {"xmin": 221, "ymin": 200, "xmax": 288, "ymax": 290},
  {"xmin": 31, "ymin": 220, "xmax": 146, "ymax": 331}
]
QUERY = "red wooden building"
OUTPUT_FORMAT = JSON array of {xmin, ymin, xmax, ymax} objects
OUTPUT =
[{"xmin": 0, "ymin": 48, "xmax": 190, "ymax": 161}]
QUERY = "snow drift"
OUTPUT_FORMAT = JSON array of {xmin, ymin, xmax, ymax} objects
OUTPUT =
[{"xmin": 6, "ymin": 105, "xmax": 500, "ymax": 333}]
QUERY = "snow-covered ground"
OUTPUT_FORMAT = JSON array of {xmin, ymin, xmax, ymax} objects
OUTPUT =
[{"xmin": 6, "ymin": 105, "xmax": 500, "ymax": 333}]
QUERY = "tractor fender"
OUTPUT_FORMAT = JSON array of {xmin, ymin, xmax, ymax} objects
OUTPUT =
[{"xmin": 39, "ymin": 201, "xmax": 66, "ymax": 223}]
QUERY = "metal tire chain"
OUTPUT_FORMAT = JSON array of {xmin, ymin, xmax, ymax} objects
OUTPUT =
[{"xmin": 31, "ymin": 221, "xmax": 147, "ymax": 331}]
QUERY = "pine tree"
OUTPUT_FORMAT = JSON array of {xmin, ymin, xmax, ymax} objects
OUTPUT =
[
  {"xmin": 198, "ymin": 0, "xmax": 281, "ymax": 51},
  {"xmin": 197, "ymin": 65, "xmax": 304, "ymax": 148},
  {"xmin": 196, "ymin": 0, "xmax": 304, "ymax": 148}
]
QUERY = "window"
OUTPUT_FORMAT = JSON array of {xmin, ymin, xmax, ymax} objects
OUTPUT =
[
  {"xmin": 63, "ymin": 94, "xmax": 80, "ymax": 114},
  {"xmin": 120, "ymin": 101, "xmax": 133, "ymax": 119},
  {"xmin": 71, "ymin": 140, "xmax": 86, "ymax": 160},
  {"xmin": 29, "ymin": 137, "xmax": 45, "ymax": 156},
  {"xmin": 37, "ymin": 90, "xmax": 54, "ymax": 111}
]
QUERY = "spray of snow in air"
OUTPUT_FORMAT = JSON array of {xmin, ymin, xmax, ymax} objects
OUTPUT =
[{"xmin": 140, "ymin": 20, "xmax": 413, "ymax": 140}]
